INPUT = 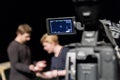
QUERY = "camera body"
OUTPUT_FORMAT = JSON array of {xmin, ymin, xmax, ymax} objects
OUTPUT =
[
  {"xmin": 46, "ymin": 17, "xmax": 119, "ymax": 80},
  {"xmin": 65, "ymin": 30, "xmax": 118, "ymax": 80}
]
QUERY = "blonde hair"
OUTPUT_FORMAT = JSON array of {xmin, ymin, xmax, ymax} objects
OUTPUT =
[
  {"xmin": 40, "ymin": 33, "xmax": 59, "ymax": 44},
  {"xmin": 16, "ymin": 24, "xmax": 32, "ymax": 34}
]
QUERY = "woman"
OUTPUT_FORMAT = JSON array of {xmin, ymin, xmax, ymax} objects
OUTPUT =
[{"xmin": 36, "ymin": 33, "xmax": 69, "ymax": 80}]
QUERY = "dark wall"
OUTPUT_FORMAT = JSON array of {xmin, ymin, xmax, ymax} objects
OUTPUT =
[{"xmin": 0, "ymin": 0, "xmax": 120, "ymax": 63}]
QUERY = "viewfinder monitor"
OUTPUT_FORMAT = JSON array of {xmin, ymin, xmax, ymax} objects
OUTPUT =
[{"xmin": 46, "ymin": 16, "xmax": 76, "ymax": 35}]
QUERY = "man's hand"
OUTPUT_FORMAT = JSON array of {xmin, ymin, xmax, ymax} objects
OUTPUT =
[
  {"xmin": 36, "ymin": 60, "xmax": 47, "ymax": 69},
  {"xmin": 29, "ymin": 60, "xmax": 46, "ymax": 72},
  {"xmin": 29, "ymin": 64, "xmax": 36, "ymax": 71}
]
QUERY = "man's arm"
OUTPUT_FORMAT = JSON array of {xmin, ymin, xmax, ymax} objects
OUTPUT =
[{"xmin": 7, "ymin": 46, "xmax": 31, "ymax": 73}]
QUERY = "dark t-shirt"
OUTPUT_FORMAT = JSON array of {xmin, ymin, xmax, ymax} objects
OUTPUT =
[
  {"xmin": 7, "ymin": 40, "xmax": 34, "ymax": 80},
  {"xmin": 50, "ymin": 47, "xmax": 69, "ymax": 80}
]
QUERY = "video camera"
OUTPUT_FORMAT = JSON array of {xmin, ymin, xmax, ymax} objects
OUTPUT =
[{"xmin": 46, "ymin": 16, "xmax": 119, "ymax": 80}]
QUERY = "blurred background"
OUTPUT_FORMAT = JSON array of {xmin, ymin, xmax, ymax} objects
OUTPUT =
[
  {"xmin": 0, "ymin": 0, "xmax": 120, "ymax": 63},
  {"xmin": 0, "ymin": 0, "xmax": 120, "ymax": 79}
]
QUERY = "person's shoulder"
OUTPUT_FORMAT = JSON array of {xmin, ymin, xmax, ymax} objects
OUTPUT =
[
  {"xmin": 8, "ymin": 40, "xmax": 19, "ymax": 48},
  {"xmin": 63, "ymin": 47, "xmax": 70, "ymax": 52},
  {"xmin": 8, "ymin": 40, "xmax": 16, "ymax": 45}
]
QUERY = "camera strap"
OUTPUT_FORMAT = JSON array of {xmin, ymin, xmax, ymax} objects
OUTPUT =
[{"xmin": 101, "ymin": 21, "xmax": 120, "ymax": 59}]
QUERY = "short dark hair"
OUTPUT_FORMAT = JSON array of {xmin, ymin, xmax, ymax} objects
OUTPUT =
[{"xmin": 16, "ymin": 24, "xmax": 32, "ymax": 34}]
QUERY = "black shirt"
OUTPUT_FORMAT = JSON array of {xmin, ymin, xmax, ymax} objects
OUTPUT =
[
  {"xmin": 7, "ymin": 40, "xmax": 34, "ymax": 80},
  {"xmin": 50, "ymin": 47, "xmax": 69, "ymax": 80}
]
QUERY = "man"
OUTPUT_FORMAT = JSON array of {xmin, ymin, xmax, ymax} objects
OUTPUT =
[
  {"xmin": 7, "ymin": 24, "xmax": 46, "ymax": 80},
  {"xmin": 36, "ymin": 33, "xmax": 69, "ymax": 80}
]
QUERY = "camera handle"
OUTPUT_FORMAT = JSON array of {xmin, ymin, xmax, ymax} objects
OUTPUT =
[{"xmin": 100, "ymin": 20, "xmax": 120, "ymax": 59}]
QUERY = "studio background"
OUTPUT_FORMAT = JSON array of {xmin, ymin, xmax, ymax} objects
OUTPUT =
[{"xmin": 0, "ymin": 0, "xmax": 120, "ymax": 64}]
